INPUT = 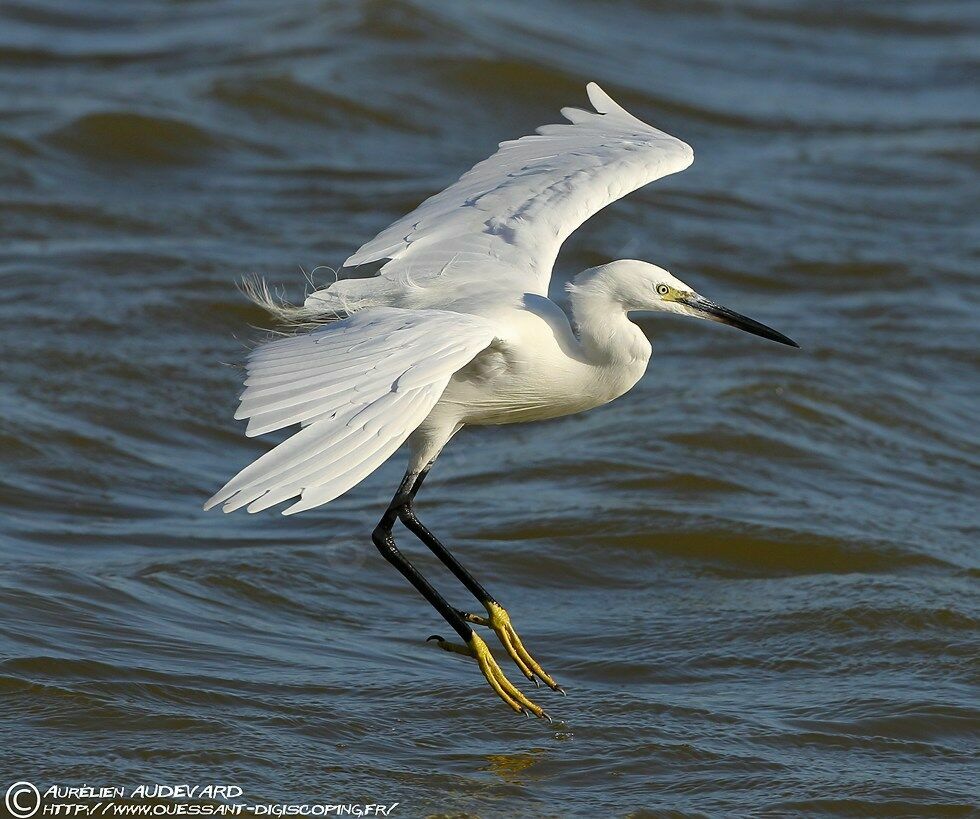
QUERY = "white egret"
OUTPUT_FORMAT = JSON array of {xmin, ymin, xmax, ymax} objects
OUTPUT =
[{"xmin": 206, "ymin": 83, "xmax": 798, "ymax": 719}]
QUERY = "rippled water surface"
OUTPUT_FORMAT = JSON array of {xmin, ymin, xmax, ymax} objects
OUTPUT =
[{"xmin": 1, "ymin": 1, "xmax": 978, "ymax": 816}]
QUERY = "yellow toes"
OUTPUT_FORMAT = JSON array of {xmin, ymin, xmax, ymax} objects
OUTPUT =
[
  {"xmin": 428, "ymin": 633, "xmax": 550, "ymax": 719},
  {"xmin": 469, "ymin": 633, "xmax": 550, "ymax": 720},
  {"xmin": 426, "ymin": 634, "xmax": 472, "ymax": 657},
  {"xmin": 485, "ymin": 603, "xmax": 563, "ymax": 693}
]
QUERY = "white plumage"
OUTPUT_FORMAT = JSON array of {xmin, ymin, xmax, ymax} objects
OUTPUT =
[
  {"xmin": 205, "ymin": 81, "xmax": 797, "ymax": 719},
  {"xmin": 205, "ymin": 83, "xmax": 693, "ymax": 514},
  {"xmin": 305, "ymin": 82, "xmax": 693, "ymax": 314},
  {"xmin": 208, "ymin": 82, "xmax": 792, "ymax": 518},
  {"xmin": 204, "ymin": 308, "xmax": 495, "ymax": 514}
]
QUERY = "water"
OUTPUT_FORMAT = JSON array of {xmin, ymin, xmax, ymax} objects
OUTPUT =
[{"xmin": 1, "ymin": 0, "xmax": 977, "ymax": 815}]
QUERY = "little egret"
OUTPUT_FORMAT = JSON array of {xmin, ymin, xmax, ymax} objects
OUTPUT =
[{"xmin": 206, "ymin": 82, "xmax": 798, "ymax": 719}]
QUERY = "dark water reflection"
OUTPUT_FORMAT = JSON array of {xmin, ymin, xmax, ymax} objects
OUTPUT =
[{"xmin": 1, "ymin": 0, "xmax": 977, "ymax": 815}]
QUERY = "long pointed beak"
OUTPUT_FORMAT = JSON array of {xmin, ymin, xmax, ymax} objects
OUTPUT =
[{"xmin": 680, "ymin": 294, "xmax": 799, "ymax": 348}]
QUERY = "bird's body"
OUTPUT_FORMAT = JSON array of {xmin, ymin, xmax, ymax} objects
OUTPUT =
[
  {"xmin": 207, "ymin": 83, "xmax": 797, "ymax": 719},
  {"xmin": 426, "ymin": 291, "xmax": 649, "ymax": 427}
]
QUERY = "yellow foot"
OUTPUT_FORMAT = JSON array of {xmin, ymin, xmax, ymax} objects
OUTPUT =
[
  {"xmin": 463, "ymin": 602, "xmax": 563, "ymax": 693},
  {"xmin": 427, "ymin": 633, "xmax": 551, "ymax": 720}
]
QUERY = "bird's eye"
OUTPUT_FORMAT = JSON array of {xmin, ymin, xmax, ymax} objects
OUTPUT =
[{"xmin": 656, "ymin": 284, "xmax": 670, "ymax": 296}]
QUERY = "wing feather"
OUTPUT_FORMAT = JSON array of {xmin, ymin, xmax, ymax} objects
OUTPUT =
[
  {"xmin": 311, "ymin": 82, "xmax": 692, "ymax": 312},
  {"xmin": 205, "ymin": 308, "xmax": 496, "ymax": 515}
]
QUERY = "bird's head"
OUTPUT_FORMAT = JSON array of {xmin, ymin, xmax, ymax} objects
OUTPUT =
[{"xmin": 571, "ymin": 260, "xmax": 799, "ymax": 347}]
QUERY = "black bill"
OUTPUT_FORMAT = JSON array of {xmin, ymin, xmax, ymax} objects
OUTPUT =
[{"xmin": 680, "ymin": 294, "xmax": 800, "ymax": 348}]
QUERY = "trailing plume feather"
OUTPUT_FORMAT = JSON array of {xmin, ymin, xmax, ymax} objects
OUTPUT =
[{"xmin": 238, "ymin": 273, "xmax": 353, "ymax": 332}]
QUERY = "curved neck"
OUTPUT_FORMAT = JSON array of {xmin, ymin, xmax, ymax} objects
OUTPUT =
[{"xmin": 568, "ymin": 287, "xmax": 651, "ymax": 368}]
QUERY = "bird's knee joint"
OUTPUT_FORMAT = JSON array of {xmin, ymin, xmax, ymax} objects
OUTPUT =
[{"xmin": 372, "ymin": 522, "xmax": 395, "ymax": 553}]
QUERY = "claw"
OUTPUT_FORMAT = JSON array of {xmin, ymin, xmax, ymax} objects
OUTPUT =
[
  {"xmin": 426, "ymin": 620, "xmax": 559, "ymax": 720},
  {"xmin": 466, "ymin": 632, "xmax": 550, "ymax": 719},
  {"xmin": 482, "ymin": 602, "xmax": 562, "ymax": 692}
]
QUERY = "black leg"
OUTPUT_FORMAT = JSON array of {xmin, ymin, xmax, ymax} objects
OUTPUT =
[
  {"xmin": 393, "ymin": 469, "xmax": 562, "ymax": 692},
  {"xmin": 371, "ymin": 473, "xmax": 550, "ymax": 718},
  {"xmin": 371, "ymin": 475, "xmax": 473, "ymax": 643},
  {"xmin": 399, "ymin": 467, "xmax": 496, "ymax": 606}
]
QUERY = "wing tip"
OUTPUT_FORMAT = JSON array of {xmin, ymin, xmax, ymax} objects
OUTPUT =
[
  {"xmin": 586, "ymin": 80, "xmax": 694, "ymax": 167},
  {"xmin": 586, "ymin": 81, "xmax": 613, "ymax": 113},
  {"xmin": 202, "ymin": 493, "xmax": 226, "ymax": 513},
  {"xmin": 676, "ymin": 139, "xmax": 695, "ymax": 167}
]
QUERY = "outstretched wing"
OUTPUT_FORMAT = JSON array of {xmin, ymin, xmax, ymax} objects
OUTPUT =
[
  {"xmin": 311, "ymin": 82, "xmax": 693, "ymax": 311},
  {"xmin": 205, "ymin": 307, "xmax": 496, "ymax": 515}
]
